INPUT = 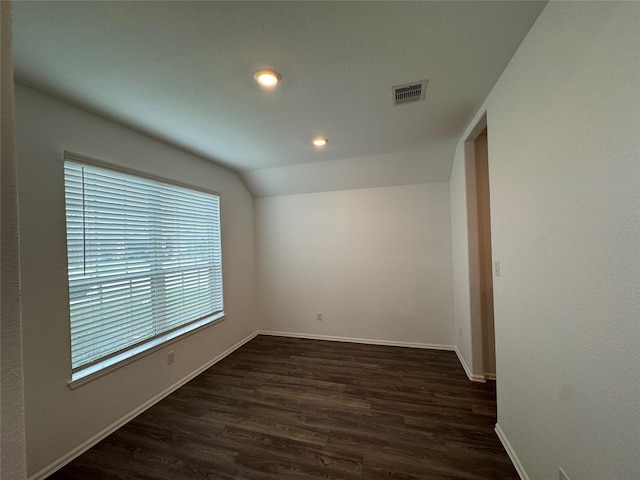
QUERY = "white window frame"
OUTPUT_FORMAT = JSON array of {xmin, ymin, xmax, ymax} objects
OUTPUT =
[{"xmin": 63, "ymin": 152, "xmax": 225, "ymax": 388}]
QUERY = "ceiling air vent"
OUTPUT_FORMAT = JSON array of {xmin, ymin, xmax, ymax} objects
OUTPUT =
[{"xmin": 393, "ymin": 80, "xmax": 427, "ymax": 106}]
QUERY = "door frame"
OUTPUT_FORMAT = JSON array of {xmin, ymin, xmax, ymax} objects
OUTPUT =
[{"xmin": 463, "ymin": 113, "xmax": 496, "ymax": 381}]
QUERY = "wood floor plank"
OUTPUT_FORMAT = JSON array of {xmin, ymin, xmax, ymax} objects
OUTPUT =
[{"xmin": 48, "ymin": 335, "xmax": 517, "ymax": 479}]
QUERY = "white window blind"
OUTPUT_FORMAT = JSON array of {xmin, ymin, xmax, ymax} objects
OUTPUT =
[{"xmin": 64, "ymin": 157, "xmax": 223, "ymax": 376}]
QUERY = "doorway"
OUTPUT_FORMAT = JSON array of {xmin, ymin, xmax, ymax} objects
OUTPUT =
[{"xmin": 465, "ymin": 120, "xmax": 496, "ymax": 380}]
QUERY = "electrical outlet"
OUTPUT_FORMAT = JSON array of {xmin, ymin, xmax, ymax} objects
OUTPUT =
[
  {"xmin": 559, "ymin": 466, "xmax": 569, "ymax": 480},
  {"xmin": 167, "ymin": 350, "xmax": 175, "ymax": 365},
  {"xmin": 494, "ymin": 260, "xmax": 501, "ymax": 277},
  {"xmin": 316, "ymin": 312, "xmax": 323, "ymax": 321}
]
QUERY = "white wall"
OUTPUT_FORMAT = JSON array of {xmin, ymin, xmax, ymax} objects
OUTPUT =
[
  {"xmin": 255, "ymin": 184, "xmax": 454, "ymax": 347},
  {"xmin": 14, "ymin": 85, "xmax": 258, "ymax": 478},
  {"xmin": 451, "ymin": 2, "xmax": 640, "ymax": 479},
  {"xmin": 450, "ymin": 141, "xmax": 475, "ymax": 374},
  {"xmin": 451, "ymin": 130, "xmax": 488, "ymax": 380}
]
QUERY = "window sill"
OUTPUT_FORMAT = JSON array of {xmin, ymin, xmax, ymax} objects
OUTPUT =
[{"xmin": 68, "ymin": 312, "xmax": 226, "ymax": 390}]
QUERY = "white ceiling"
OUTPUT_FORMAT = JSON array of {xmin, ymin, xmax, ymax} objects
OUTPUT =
[{"xmin": 12, "ymin": 1, "xmax": 546, "ymax": 196}]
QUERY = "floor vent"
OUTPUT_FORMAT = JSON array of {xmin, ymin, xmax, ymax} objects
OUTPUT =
[{"xmin": 393, "ymin": 80, "xmax": 427, "ymax": 106}]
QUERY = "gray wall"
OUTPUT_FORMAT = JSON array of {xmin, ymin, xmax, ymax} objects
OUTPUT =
[{"xmin": 1, "ymin": 2, "xmax": 27, "ymax": 478}]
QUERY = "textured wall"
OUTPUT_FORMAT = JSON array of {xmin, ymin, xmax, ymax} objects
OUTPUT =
[
  {"xmin": 451, "ymin": 2, "xmax": 640, "ymax": 478},
  {"xmin": 256, "ymin": 183, "xmax": 455, "ymax": 347},
  {"xmin": 1, "ymin": 2, "xmax": 28, "ymax": 478}
]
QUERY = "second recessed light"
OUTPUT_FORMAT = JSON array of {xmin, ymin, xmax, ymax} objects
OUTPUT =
[{"xmin": 312, "ymin": 137, "xmax": 328, "ymax": 147}]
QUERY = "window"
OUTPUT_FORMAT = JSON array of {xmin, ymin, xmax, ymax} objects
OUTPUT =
[{"xmin": 64, "ymin": 153, "xmax": 224, "ymax": 383}]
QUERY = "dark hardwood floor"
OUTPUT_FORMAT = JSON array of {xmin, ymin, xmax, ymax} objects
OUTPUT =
[{"xmin": 49, "ymin": 335, "xmax": 517, "ymax": 480}]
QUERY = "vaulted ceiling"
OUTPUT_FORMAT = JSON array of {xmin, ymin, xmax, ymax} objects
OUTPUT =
[{"xmin": 12, "ymin": 1, "xmax": 546, "ymax": 196}]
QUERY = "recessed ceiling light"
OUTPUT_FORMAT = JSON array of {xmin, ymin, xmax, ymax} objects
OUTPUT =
[
  {"xmin": 254, "ymin": 69, "xmax": 281, "ymax": 88},
  {"xmin": 312, "ymin": 137, "xmax": 328, "ymax": 147}
]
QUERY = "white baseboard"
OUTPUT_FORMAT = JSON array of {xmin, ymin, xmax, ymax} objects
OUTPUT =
[
  {"xmin": 29, "ymin": 330, "xmax": 260, "ymax": 480},
  {"xmin": 454, "ymin": 346, "xmax": 486, "ymax": 383},
  {"xmin": 495, "ymin": 422, "xmax": 529, "ymax": 480},
  {"xmin": 259, "ymin": 330, "xmax": 455, "ymax": 351}
]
